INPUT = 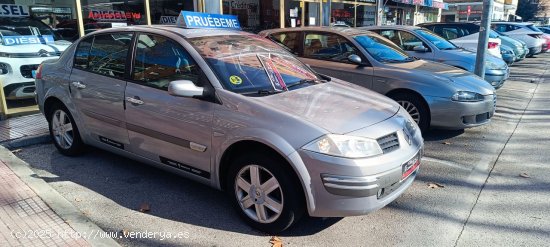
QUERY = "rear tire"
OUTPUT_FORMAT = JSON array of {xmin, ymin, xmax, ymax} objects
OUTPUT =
[
  {"xmin": 48, "ymin": 103, "xmax": 85, "ymax": 156},
  {"xmin": 226, "ymin": 154, "xmax": 305, "ymax": 233},
  {"xmin": 389, "ymin": 92, "xmax": 430, "ymax": 132}
]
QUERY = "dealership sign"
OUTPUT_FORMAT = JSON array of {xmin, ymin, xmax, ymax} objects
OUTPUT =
[
  {"xmin": 1, "ymin": 35, "xmax": 54, "ymax": 46},
  {"xmin": 0, "ymin": 4, "xmax": 29, "ymax": 16},
  {"xmin": 176, "ymin": 11, "xmax": 241, "ymax": 29},
  {"xmin": 88, "ymin": 10, "xmax": 141, "ymax": 21}
]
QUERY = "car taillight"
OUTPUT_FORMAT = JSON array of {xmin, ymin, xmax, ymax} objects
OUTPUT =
[
  {"xmin": 35, "ymin": 64, "xmax": 43, "ymax": 79},
  {"xmin": 488, "ymin": 42, "xmax": 499, "ymax": 49}
]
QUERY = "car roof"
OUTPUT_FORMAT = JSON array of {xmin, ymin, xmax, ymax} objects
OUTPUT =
[
  {"xmin": 418, "ymin": 22, "xmax": 478, "ymax": 26},
  {"xmin": 492, "ymin": 21, "xmax": 533, "ymax": 26},
  {"xmin": 360, "ymin": 25, "xmax": 421, "ymax": 31},
  {"xmin": 80, "ymin": 25, "xmax": 252, "ymax": 39},
  {"xmin": 260, "ymin": 26, "xmax": 376, "ymax": 36}
]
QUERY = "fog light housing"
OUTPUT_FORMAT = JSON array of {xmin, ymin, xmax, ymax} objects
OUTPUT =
[
  {"xmin": 377, "ymin": 188, "xmax": 385, "ymax": 199},
  {"xmin": 0, "ymin": 62, "xmax": 9, "ymax": 75}
]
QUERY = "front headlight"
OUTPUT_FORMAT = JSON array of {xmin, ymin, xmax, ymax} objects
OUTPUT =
[
  {"xmin": 484, "ymin": 60, "xmax": 500, "ymax": 70},
  {"xmin": 451, "ymin": 91, "xmax": 485, "ymax": 102},
  {"xmin": 500, "ymin": 48, "xmax": 514, "ymax": 55},
  {"xmin": 302, "ymin": 134, "xmax": 383, "ymax": 158}
]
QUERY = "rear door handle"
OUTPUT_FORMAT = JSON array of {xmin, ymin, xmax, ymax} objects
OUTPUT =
[
  {"xmin": 126, "ymin": 96, "xmax": 144, "ymax": 105},
  {"xmin": 71, "ymin": 81, "xmax": 86, "ymax": 89}
]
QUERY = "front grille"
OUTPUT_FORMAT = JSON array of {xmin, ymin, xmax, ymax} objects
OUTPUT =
[
  {"xmin": 377, "ymin": 132, "xmax": 400, "ymax": 154},
  {"xmin": 20, "ymin": 64, "xmax": 39, "ymax": 78}
]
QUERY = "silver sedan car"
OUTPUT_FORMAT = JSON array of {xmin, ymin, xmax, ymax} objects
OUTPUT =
[
  {"xmin": 362, "ymin": 25, "xmax": 509, "ymax": 89},
  {"xmin": 35, "ymin": 25, "xmax": 423, "ymax": 233},
  {"xmin": 260, "ymin": 27, "xmax": 497, "ymax": 131}
]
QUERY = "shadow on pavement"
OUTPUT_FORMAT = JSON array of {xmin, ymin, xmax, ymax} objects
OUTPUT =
[{"xmin": 24, "ymin": 145, "xmax": 338, "ymax": 237}]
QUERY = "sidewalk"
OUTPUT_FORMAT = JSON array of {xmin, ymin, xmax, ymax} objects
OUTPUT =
[
  {"xmin": 0, "ymin": 114, "xmax": 50, "ymax": 148},
  {"xmin": 0, "ymin": 113, "xmax": 120, "ymax": 247},
  {"xmin": 0, "ymin": 159, "xmax": 89, "ymax": 246}
]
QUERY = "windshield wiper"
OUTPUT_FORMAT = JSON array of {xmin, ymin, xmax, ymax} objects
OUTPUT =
[
  {"xmin": 257, "ymin": 89, "xmax": 283, "ymax": 95},
  {"xmin": 286, "ymin": 79, "xmax": 325, "ymax": 89}
]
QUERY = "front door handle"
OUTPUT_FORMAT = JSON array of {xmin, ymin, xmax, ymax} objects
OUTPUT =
[
  {"xmin": 125, "ymin": 96, "xmax": 144, "ymax": 105},
  {"xmin": 71, "ymin": 81, "xmax": 86, "ymax": 89}
]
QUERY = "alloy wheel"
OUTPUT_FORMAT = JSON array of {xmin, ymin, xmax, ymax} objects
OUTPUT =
[
  {"xmin": 234, "ymin": 165, "xmax": 284, "ymax": 224},
  {"xmin": 51, "ymin": 109, "xmax": 74, "ymax": 149},
  {"xmin": 398, "ymin": 100, "xmax": 420, "ymax": 124}
]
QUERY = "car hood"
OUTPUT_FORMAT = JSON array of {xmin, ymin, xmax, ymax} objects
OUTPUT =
[
  {"xmin": 437, "ymin": 49, "xmax": 506, "ymax": 70},
  {"xmin": 255, "ymin": 80, "xmax": 400, "ymax": 134},
  {"xmin": 0, "ymin": 40, "xmax": 71, "ymax": 54},
  {"xmin": 385, "ymin": 60, "xmax": 495, "ymax": 95}
]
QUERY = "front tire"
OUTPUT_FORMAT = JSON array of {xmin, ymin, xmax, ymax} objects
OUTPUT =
[
  {"xmin": 390, "ymin": 93, "xmax": 430, "ymax": 132},
  {"xmin": 227, "ymin": 154, "xmax": 305, "ymax": 233},
  {"xmin": 48, "ymin": 104, "xmax": 85, "ymax": 156}
]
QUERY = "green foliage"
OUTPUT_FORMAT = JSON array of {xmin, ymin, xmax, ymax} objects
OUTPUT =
[{"xmin": 516, "ymin": 0, "xmax": 546, "ymax": 21}]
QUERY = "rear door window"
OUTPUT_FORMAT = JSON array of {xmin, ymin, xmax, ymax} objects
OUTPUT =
[{"xmin": 74, "ymin": 33, "xmax": 133, "ymax": 79}]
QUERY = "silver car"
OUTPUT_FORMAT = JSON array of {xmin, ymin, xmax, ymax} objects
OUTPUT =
[
  {"xmin": 260, "ymin": 27, "xmax": 497, "ymax": 131},
  {"xmin": 362, "ymin": 25, "xmax": 509, "ymax": 89},
  {"xmin": 34, "ymin": 26, "xmax": 423, "ymax": 233}
]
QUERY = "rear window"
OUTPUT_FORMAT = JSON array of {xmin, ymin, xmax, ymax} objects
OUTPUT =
[{"xmin": 73, "ymin": 33, "xmax": 133, "ymax": 79}]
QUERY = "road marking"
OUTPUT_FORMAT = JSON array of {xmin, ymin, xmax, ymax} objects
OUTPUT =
[{"xmin": 422, "ymin": 156, "xmax": 472, "ymax": 172}]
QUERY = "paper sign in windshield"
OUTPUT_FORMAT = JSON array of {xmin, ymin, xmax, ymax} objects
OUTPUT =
[{"xmin": 2, "ymin": 35, "xmax": 54, "ymax": 46}]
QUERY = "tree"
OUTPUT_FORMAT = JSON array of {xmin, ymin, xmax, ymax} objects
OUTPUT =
[{"xmin": 516, "ymin": 0, "xmax": 546, "ymax": 21}]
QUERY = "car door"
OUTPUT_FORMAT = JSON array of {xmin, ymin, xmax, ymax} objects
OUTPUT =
[
  {"xmin": 124, "ymin": 33, "xmax": 213, "ymax": 179},
  {"xmin": 69, "ymin": 32, "xmax": 133, "ymax": 149},
  {"xmin": 299, "ymin": 32, "xmax": 374, "ymax": 88}
]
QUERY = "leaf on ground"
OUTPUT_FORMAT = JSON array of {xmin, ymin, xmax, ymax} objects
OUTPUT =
[
  {"xmin": 120, "ymin": 229, "xmax": 129, "ymax": 237},
  {"xmin": 427, "ymin": 182, "xmax": 444, "ymax": 189},
  {"xmin": 442, "ymin": 142, "xmax": 451, "ymax": 145},
  {"xmin": 11, "ymin": 149, "xmax": 22, "ymax": 154},
  {"xmin": 139, "ymin": 203, "xmax": 150, "ymax": 213},
  {"xmin": 269, "ymin": 236, "xmax": 283, "ymax": 247},
  {"xmin": 74, "ymin": 198, "xmax": 82, "ymax": 202},
  {"xmin": 519, "ymin": 172, "xmax": 530, "ymax": 178}
]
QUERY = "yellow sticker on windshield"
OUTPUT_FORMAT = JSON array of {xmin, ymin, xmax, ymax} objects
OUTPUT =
[{"xmin": 229, "ymin": 75, "xmax": 243, "ymax": 85}]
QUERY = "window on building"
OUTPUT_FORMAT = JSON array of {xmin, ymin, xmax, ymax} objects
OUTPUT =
[
  {"xmin": 303, "ymin": 33, "xmax": 360, "ymax": 62},
  {"xmin": 133, "ymin": 34, "xmax": 200, "ymax": 90},
  {"xmin": 150, "ymin": 0, "xmax": 194, "ymax": 24},
  {"xmin": 79, "ymin": 0, "xmax": 145, "ymax": 36},
  {"xmin": 87, "ymin": 33, "xmax": 133, "ymax": 79}
]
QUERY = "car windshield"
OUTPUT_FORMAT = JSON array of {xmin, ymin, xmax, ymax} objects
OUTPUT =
[
  {"xmin": 414, "ymin": 29, "xmax": 457, "ymax": 50},
  {"xmin": 353, "ymin": 33, "xmax": 413, "ymax": 63},
  {"xmin": 0, "ymin": 17, "xmax": 65, "ymax": 44},
  {"xmin": 189, "ymin": 35, "xmax": 320, "ymax": 95}
]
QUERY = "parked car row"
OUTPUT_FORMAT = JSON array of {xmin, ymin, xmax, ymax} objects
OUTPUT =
[{"xmin": 6, "ymin": 10, "xmax": 546, "ymax": 233}]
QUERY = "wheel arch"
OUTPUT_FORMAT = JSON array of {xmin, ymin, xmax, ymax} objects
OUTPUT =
[
  {"xmin": 217, "ymin": 139, "xmax": 311, "ymax": 214},
  {"xmin": 386, "ymin": 88, "xmax": 431, "ymax": 125}
]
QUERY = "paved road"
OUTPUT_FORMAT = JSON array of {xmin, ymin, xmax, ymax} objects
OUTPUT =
[{"xmin": 14, "ymin": 54, "xmax": 550, "ymax": 247}]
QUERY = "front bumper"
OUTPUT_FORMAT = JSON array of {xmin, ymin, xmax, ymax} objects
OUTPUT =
[
  {"xmin": 294, "ymin": 116, "xmax": 424, "ymax": 217},
  {"xmin": 0, "ymin": 57, "xmax": 45, "ymax": 100},
  {"xmin": 528, "ymin": 46, "xmax": 542, "ymax": 55},
  {"xmin": 426, "ymin": 94, "xmax": 496, "ymax": 129},
  {"xmin": 485, "ymin": 67, "xmax": 509, "ymax": 89}
]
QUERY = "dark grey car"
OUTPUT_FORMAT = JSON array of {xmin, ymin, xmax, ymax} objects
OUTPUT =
[{"xmin": 260, "ymin": 27, "xmax": 496, "ymax": 131}]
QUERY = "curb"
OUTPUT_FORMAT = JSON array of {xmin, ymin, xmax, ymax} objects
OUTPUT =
[
  {"xmin": 0, "ymin": 146, "xmax": 121, "ymax": 247},
  {"xmin": 1, "ymin": 134, "xmax": 51, "ymax": 150}
]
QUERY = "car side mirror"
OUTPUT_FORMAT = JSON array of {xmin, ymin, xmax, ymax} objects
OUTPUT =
[
  {"xmin": 413, "ymin": 46, "xmax": 429, "ymax": 52},
  {"xmin": 168, "ymin": 80, "xmax": 204, "ymax": 98},
  {"xmin": 348, "ymin": 54, "xmax": 365, "ymax": 65}
]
